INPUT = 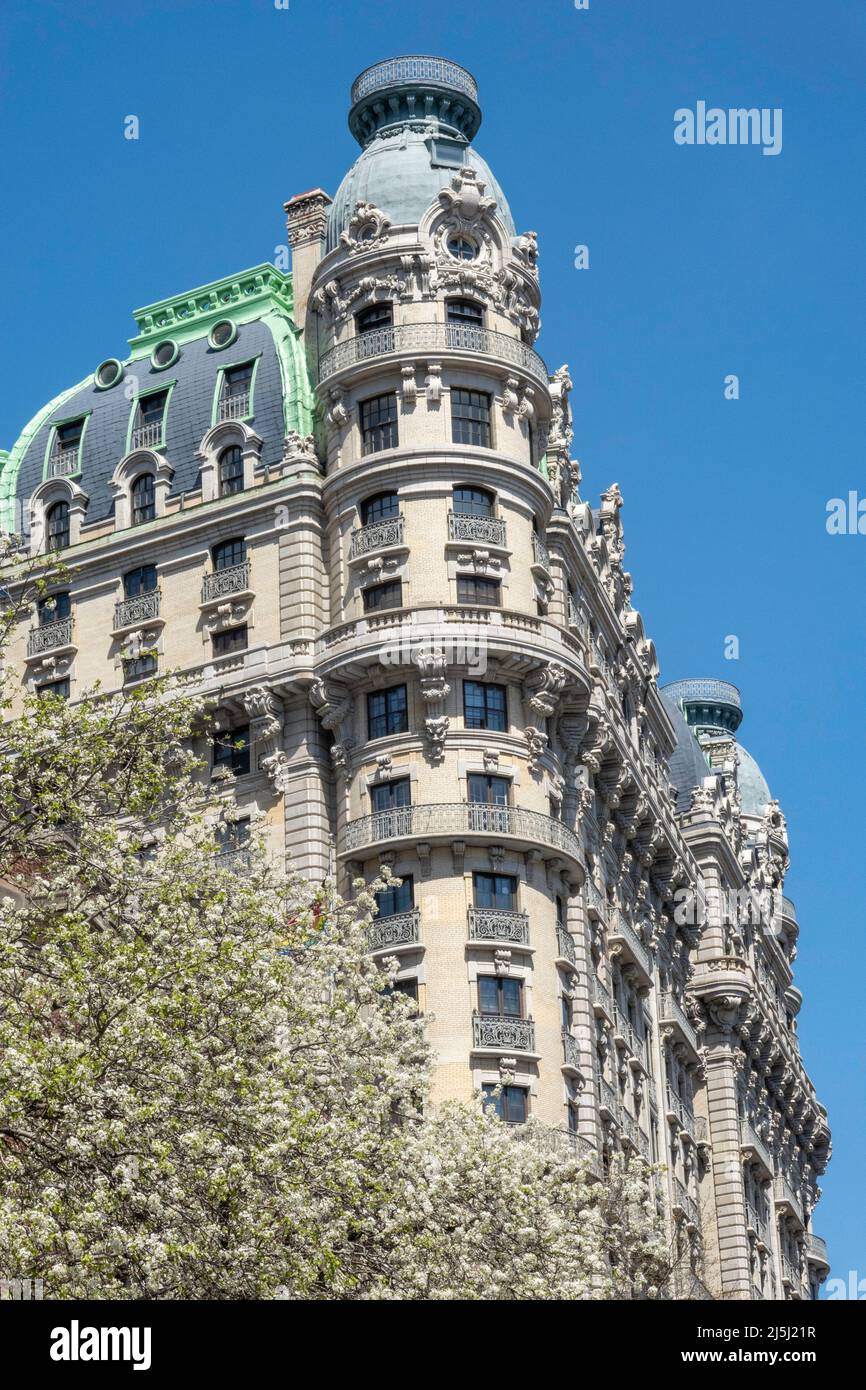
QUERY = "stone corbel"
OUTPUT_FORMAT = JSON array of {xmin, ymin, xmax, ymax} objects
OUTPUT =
[
  {"xmin": 242, "ymin": 686, "xmax": 287, "ymax": 793},
  {"xmin": 416, "ymin": 842, "xmax": 432, "ymax": 878},
  {"xmin": 326, "ymin": 387, "xmax": 350, "ymax": 429},
  {"xmin": 425, "ymin": 361, "xmax": 443, "ymax": 404},
  {"xmin": 309, "ymin": 676, "xmax": 355, "ymax": 777},
  {"xmin": 400, "ymin": 362, "xmax": 417, "ymax": 407},
  {"xmin": 450, "ymin": 839, "xmax": 466, "ymax": 875}
]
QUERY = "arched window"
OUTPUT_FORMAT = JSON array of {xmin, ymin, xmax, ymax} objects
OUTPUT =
[
  {"xmin": 212, "ymin": 538, "xmax": 246, "ymax": 572},
  {"xmin": 131, "ymin": 473, "xmax": 155, "ymax": 526},
  {"xmin": 360, "ymin": 491, "xmax": 399, "ymax": 526},
  {"xmin": 46, "ymin": 500, "xmax": 70, "ymax": 552},
  {"xmin": 453, "ymin": 486, "xmax": 494, "ymax": 518},
  {"xmin": 218, "ymin": 445, "xmax": 244, "ymax": 498}
]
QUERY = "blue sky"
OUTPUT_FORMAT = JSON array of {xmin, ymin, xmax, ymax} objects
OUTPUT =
[{"xmin": 1, "ymin": 0, "xmax": 863, "ymax": 1287}]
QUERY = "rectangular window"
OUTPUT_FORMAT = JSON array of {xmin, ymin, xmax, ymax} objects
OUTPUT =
[
  {"xmin": 451, "ymin": 388, "xmax": 491, "ymax": 448},
  {"xmin": 390, "ymin": 977, "xmax": 418, "ymax": 1003},
  {"xmin": 38, "ymin": 591, "xmax": 71, "ymax": 625},
  {"xmin": 213, "ymin": 625, "xmax": 248, "ymax": 657},
  {"xmin": 482, "ymin": 1083, "xmax": 527, "ymax": 1125},
  {"xmin": 220, "ymin": 362, "xmax": 255, "ymax": 421},
  {"xmin": 367, "ymin": 684, "xmax": 408, "ymax": 740},
  {"xmin": 123, "ymin": 565, "xmax": 158, "ymax": 598},
  {"xmin": 376, "ymin": 874, "xmax": 414, "ymax": 918},
  {"xmin": 463, "ymin": 680, "xmax": 507, "ymax": 732},
  {"xmin": 446, "ymin": 298, "xmax": 484, "ymax": 328},
  {"xmin": 473, "ymin": 871, "xmax": 518, "ymax": 912},
  {"xmin": 132, "ymin": 390, "xmax": 168, "ymax": 448},
  {"xmin": 213, "ymin": 538, "xmax": 246, "ymax": 571},
  {"xmin": 467, "ymin": 774, "xmax": 510, "ymax": 806},
  {"xmin": 215, "ymin": 817, "xmax": 251, "ymax": 852},
  {"xmin": 370, "ymin": 778, "xmax": 411, "ymax": 812},
  {"xmin": 37, "ymin": 677, "xmax": 70, "ymax": 700},
  {"xmin": 479, "ymin": 975, "xmax": 523, "ymax": 1019},
  {"xmin": 213, "ymin": 725, "xmax": 251, "ymax": 777},
  {"xmin": 363, "ymin": 579, "xmax": 402, "ymax": 612},
  {"xmin": 456, "ymin": 575, "xmax": 500, "ymax": 607},
  {"xmin": 356, "ymin": 302, "xmax": 393, "ymax": 338},
  {"xmin": 50, "ymin": 419, "xmax": 84, "ymax": 474},
  {"xmin": 123, "ymin": 653, "xmax": 157, "ymax": 682},
  {"xmin": 453, "ymin": 486, "xmax": 494, "ymax": 517},
  {"xmin": 360, "ymin": 392, "xmax": 398, "ymax": 455}
]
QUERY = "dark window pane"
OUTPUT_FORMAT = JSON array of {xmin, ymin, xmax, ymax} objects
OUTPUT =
[
  {"xmin": 213, "ymin": 625, "xmax": 248, "ymax": 656},
  {"xmin": 457, "ymin": 575, "xmax": 500, "ymax": 607},
  {"xmin": 453, "ymin": 486, "xmax": 494, "ymax": 517},
  {"xmin": 361, "ymin": 492, "xmax": 399, "ymax": 525},
  {"xmin": 55, "ymin": 419, "xmax": 83, "ymax": 447},
  {"xmin": 123, "ymin": 565, "xmax": 157, "ymax": 598},
  {"xmin": 376, "ymin": 875, "xmax": 414, "ymax": 918},
  {"xmin": 218, "ymin": 445, "xmax": 244, "ymax": 497},
  {"xmin": 37, "ymin": 678, "xmax": 70, "ymax": 700},
  {"xmin": 478, "ymin": 976, "xmax": 500, "ymax": 1015},
  {"xmin": 473, "ymin": 872, "xmax": 517, "ymax": 911},
  {"xmin": 46, "ymin": 501, "xmax": 70, "ymax": 551},
  {"xmin": 213, "ymin": 538, "xmax": 246, "ymax": 571},
  {"xmin": 360, "ymin": 393, "xmax": 398, "ymax": 456},
  {"xmin": 448, "ymin": 236, "xmax": 477, "ymax": 261},
  {"xmin": 451, "ymin": 388, "xmax": 491, "ymax": 448},
  {"xmin": 468, "ymin": 774, "xmax": 510, "ymax": 805},
  {"xmin": 446, "ymin": 298, "xmax": 483, "ymax": 327},
  {"xmin": 38, "ymin": 591, "xmax": 71, "ymax": 624},
  {"xmin": 213, "ymin": 725, "xmax": 251, "ymax": 776},
  {"xmin": 123, "ymin": 653, "xmax": 157, "ymax": 682},
  {"xmin": 367, "ymin": 685, "xmax": 408, "ymax": 740},
  {"xmin": 391, "ymin": 978, "xmax": 418, "ymax": 1002},
  {"xmin": 463, "ymin": 681, "xmax": 507, "ymax": 732},
  {"xmin": 139, "ymin": 391, "xmax": 167, "ymax": 426},
  {"xmin": 363, "ymin": 580, "xmax": 402, "ymax": 612},
  {"xmin": 357, "ymin": 303, "xmax": 393, "ymax": 334},
  {"xmin": 131, "ymin": 473, "xmax": 155, "ymax": 525},
  {"xmin": 224, "ymin": 363, "xmax": 254, "ymax": 395},
  {"xmin": 215, "ymin": 818, "xmax": 251, "ymax": 850},
  {"xmin": 371, "ymin": 778, "xmax": 411, "ymax": 812},
  {"xmin": 501, "ymin": 978, "xmax": 522, "ymax": 1018}
]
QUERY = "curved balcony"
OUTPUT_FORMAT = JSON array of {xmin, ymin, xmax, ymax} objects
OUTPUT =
[
  {"xmin": 342, "ymin": 801, "xmax": 580, "ymax": 862},
  {"xmin": 318, "ymin": 322, "xmax": 548, "ymax": 388},
  {"xmin": 447, "ymin": 511, "xmax": 507, "ymax": 548},
  {"xmin": 472, "ymin": 1013, "xmax": 535, "ymax": 1053},
  {"xmin": 367, "ymin": 909, "xmax": 420, "ymax": 954},
  {"xmin": 349, "ymin": 515, "xmax": 405, "ymax": 561},
  {"xmin": 805, "ymin": 1233, "xmax": 829, "ymax": 1271},
  {"xmin": 352, "ymin": 56, "xmax": 478, "ymax": 105},
  {"xmin": 468, "ymin": 906, "xmax": 529, "ymax": 945}
]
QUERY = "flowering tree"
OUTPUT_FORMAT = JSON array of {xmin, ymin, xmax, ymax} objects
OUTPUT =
[{"xmin": 0, "ymin": 609, "xmax": 669, "ymax": 1299}]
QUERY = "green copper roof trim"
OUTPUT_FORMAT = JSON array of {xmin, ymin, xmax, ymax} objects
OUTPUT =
[
  {"xmin": 259, "ymin": 309, "xmax": 315, "ymax": 436},
  {"xmin": 127, "ymin": 264, "xmax": 294, "ymax": 357},
  {"xmin": 0, "ymin": 373, "xmax": 94, "ymax": 532}
]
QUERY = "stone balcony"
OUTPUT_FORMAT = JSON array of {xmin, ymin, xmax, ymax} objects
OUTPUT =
[
  {"xmin": 598, "ymin": 1077, "xmax": 620, "ymax": 1124},
  {"xmin": 367, "ymin": 908, "xmax": 421, "ymax": 954},
  {"xmin": 805, "ymin": 1233, "xmax": 829, "ymax": 1271},
  {"xmin": 348, "ymin": 515, "xmax": 405, "ymax": 561},
  {"xmin": 774, "ymin": 1172, "xmax": 805, "ymax": 1225},
  {"xmin": 673, "ymin": 1177, "xmax": 701, "ymax": 1229},
  {"xmin": 613, "ymin": 1005, "xmax": 648, "ymax": 1071},
  {"xmin": 607, "ymin": 907, "xmax": 653, "ymax": 982},
  {"xmin": 342, "ymin": 802, "xmax": 580, "ymax": 863},
  {"xmin": 659, "ymin": 990, "xmax": 700, "ymax": 1056},
  {"xmin": 113, "ymin": 589, "xmax": 162, "ymax": 633},
  {"xmin": 740, "ymin": 1115, "xmax": 774, "ymax": 1179},
  {"xmin": 555, "ymin": 925, "xmax": 578, "ymax": 970},
  {"xmin": 591, "ymin": 974, "xmax": 614, "ymax": 1022},
  {"xmin": 318, "ymin": 321, "xmax": 548, "ymax": 388},
  {"xmin": 27, "ymin": 616, "xmax": 74, "ymax": 659},
  {"xmin": 447, "ymin": 511, "xmax": 507, "ymax": 548},
  {"xmin": 471, "ymin": 1013, "xmax": 535, "ymax": 1054},
  {"xmin": 584, "ymin": 877, "xmax": 607, "ymax": 922},
  {"xmin": 561, "ymin": 1030, "xmax": 582, "ymax": 1074},
  {"xmin": 467, "ymin": 906, "xmax": 529, "ymax": 945},
  {"xmin": 666, "ymin": 1084, "xmax": 697, "ymax": 1138},
  {"xmin": 531, "ymin": 531, "xmax": 550, "ymax": 572}
]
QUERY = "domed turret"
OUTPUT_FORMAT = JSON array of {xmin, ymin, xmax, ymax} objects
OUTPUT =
[
  {"xmin": 328, "ymin": 56, "xmax": 516, "ymax": 251},
  {"xmin": 661, "ymin": 678, "xmax": 773, "ymax": 819}
]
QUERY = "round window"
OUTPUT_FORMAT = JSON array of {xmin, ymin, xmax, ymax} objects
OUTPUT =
[
  {"xmin": 151, "ymin": 339, "xmax": 179, "ymax": 369},
  {"xmin": 447, "ymin": 235, "xmax": 478, "ymax": 262},
  {"xmin": 95, "ymin": 358, "xmax": 124, "ymax": 389},
  {"xmin": 209, "ymin": 319, "xmax": 237, "ymax": 350}
]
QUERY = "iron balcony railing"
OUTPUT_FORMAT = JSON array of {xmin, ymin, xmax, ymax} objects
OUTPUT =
[
  {"xmin": 201, "ymin": 561, "xmax": 251, "ymax": 603},
  {"xmin": 27, "ymin": 617, "xmax": 73, "ymax": 657},
  {"xmin": 659, "ymin": 991, "xmax": 700, "ymax": 1054},
  {"xmin": 349, "ymin": 515, "xmax": 404, "ymax": 559},
  {"xmin": 584, "ymin": 878, "xmax": 607, "ymax": 920},
  {"xmin": 591, "ymin": 974, "xmax": 613, "ymax": 1019},
  {"xmin": 472, "ymin": 1014, "xmax": 535, "ymax": 1053},
  {"xmin": 598, "ymin": 1077, "xmax": 620, "ymax": 1122},
  {"xmin": 607, "ymin": 908, "xmax": 653, "ymax": 978},
  {"xmin": 343, "ymin": 802, "xmax": 580, "ymax": 858},
  {"xmin": 511, "ymin": 1125, "xmax": 602, "ymax": 1178},
  {"xmin": 666, "ymin": 1084, "xmax": 696, "ymax": 1133},
  {"xmin": 114, "ymin": 589, "xmax": 160, "ymax": 630},
  {"xmin": 367, "ymin": 909, "xmax": 420, "ymax": 953},
  {"xmin": 218, "ymin": 391, "xmax": 250, "ymax": 422},
  {"xmin": 531, "ymin": 532, "xmax": 550, "ymax": 571},
  {"xmin": 561, "ymin": 1031, "xmax": 581, "ymax": 1072},
  {"xmin": 447, "ymin": 511, "xmax": 507, "ymax": 547},
  {"xmin": 673, "ymin": 1178, "xmax": 701, "ymax": 1228},
  {"xmin": 215, "ymin": 848, "xmax": 251, "ymax": 874},
  {"xmin": 351, "ymin": 56, "xmax": 478, "ymax": 104},
  {"xmin": 131, "ymin": 420, "xmax": 163, "ymax": 449},
  {"xmin": 467, "ymin": 906, "xmax": 529, "ymax": 945},
  {"xmin": 319, "ymin": 322, "xmax": 548, "ymax": 387},
  {"xmin": 613, "ymin": 1006, "xmax": 648, "ymax": 1069},
  {"xmin": 740, "ymin": 1114, "xmax": 774, "ymax": 1176},
  {"xmin": 555, "ymin": 925, "xmax": 578, "ymax": 968},
  {"xmin": 47, "ymin": 446, "xmax": 80, "ymax": 477},
  {"xmin": 774, "ymin": 1173, "xmax": 804, "ymax": 1217}
]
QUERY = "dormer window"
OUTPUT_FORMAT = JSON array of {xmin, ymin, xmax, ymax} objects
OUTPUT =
[
  {"xmin": 48, "ymin": 419, "xmax": 84, "ymax": 478},
  {"xmin": 219, "ymin": 362, "xmax": 254, "ymax": 422},
  {"xmin": 131, "ymin": 473, "xmax": 156, "ymax": 526},
  {"xmin": 131, "ymin": 390, "xmax": 168, "ymax": 450},
  {"xmin": 46, "ymin": 500, "xmax": 70, "ymax": 552},
  {"xmin": 218, "ymin": 445, "xmax": 244, "ymax": 498}
]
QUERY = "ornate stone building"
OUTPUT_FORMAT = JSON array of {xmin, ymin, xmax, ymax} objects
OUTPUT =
[{"xmin": 0, "ymin": 55, "xmax": 830, "ymax": 1300}]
